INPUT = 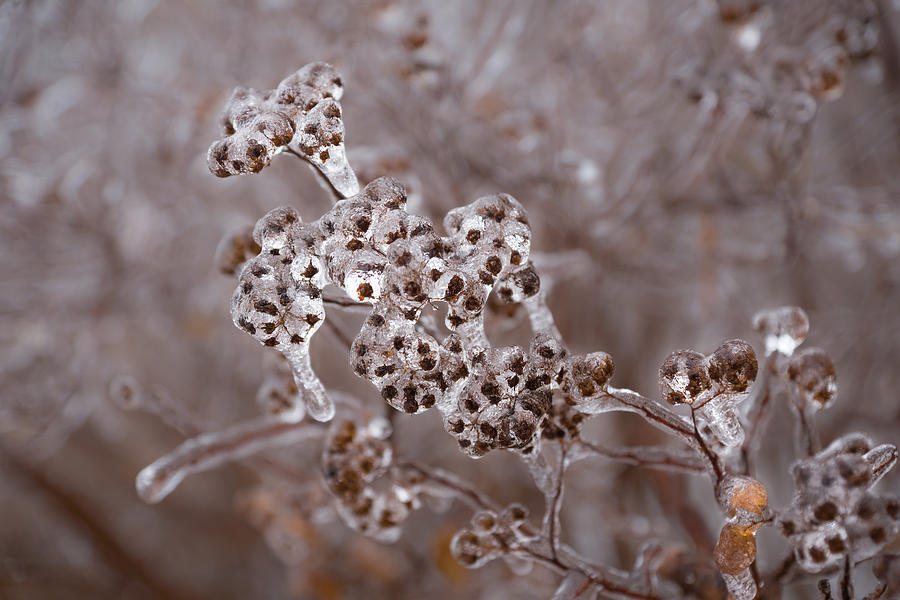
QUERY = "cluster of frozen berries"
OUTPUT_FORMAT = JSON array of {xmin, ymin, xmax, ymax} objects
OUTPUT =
[
  {"xmin": 778, "ymin": 433, "xmax": 899, "ymax": 573},
  {"xmin": 451, "ymin": 504, "xmax": 534, "ymax": 572},
  {"xmin": 321, "ymin": 418, "xmax": 422, "ymax": 543},
  {"xmin": 207, "ymin": 62, "xmax": 359, "ymax": 197},
  {"xmin": 231, "ymin": 172, "xmax": 620, "ymax": 457},
  {"xmin": 658, "ymin": 339, "xmax": 758, "ymax": 447}
]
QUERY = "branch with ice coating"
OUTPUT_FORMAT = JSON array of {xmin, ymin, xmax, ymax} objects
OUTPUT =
[{"xmin": 131, "ymin": 54, "xmax": 900, "ymax": 599}]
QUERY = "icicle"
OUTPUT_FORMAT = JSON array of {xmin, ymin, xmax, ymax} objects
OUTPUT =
[{"xmin": 290, "ymin": 351, "xmax": 334, "ymax": 422}]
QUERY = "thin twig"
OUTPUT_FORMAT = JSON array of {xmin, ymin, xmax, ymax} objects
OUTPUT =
[
  {"xmin": 597, "ymin": 386, "xmax": 723, "ymax": 490},
  {"xmin": 601, "ymin": 387, "xmax": 694, "ymax": 438},
  {"xmin": 740, "ymin": 354, "xmax": 775, "ymax": 475},
  {"xmin": 284, "ymin": 146, "xmax": 347, "ymax": 202},
  {"xmin": 136, "ymin": 417, "xmax": 323, "ymax": 503},
  {"xmin": 795, "ymin": 403, "xmax": 817, "ymax": 458},
  {"xmin": 575, "ymin": 439, "xmax": 705, "ymax": 474},
  {"xmin": 548, "ymin": 442, "xmax": 567, "ymax": 561},
  {"xmin": 689, "ymin": 408, "xmax": 725, "ymax": 485},
  {"xmin": 398, "ymin": 461, "xmax": 498, "ymax": 512},
  {"xmin": 125, "ymin": 388, "xmax": 313, "ymax": 486},
  {"xmin": 323, "ymin": 294, "xmax": 368, "ymax": 308},
  {"xmin": 840, "ymin": 555, "xmax": 854, "ymax": 600},
  {"xmin": 398, "ymin": 461, "xmax": 663, "ymax": 600}
]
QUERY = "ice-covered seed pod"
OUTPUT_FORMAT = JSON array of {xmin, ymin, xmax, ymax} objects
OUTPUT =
[
  {"xmin": 659, "ymin": 340, "xmax": 757, "ymax": 447},
  {"xmin": 207, "ymin": 62, "xmax": 359, "ymax": 197},
  {"xmin": 787, "ymin": 347, "xmax": 837, "ymax": 410},
  {"xmin": 718, "ymin": 475, "xmax": 768, "ymax": 523},
  {"xmin": 542, "ymin": 395, "xmax": 589, "ymax": 441},
  {"xmin": 714, "ymin": 475, "xmax": 767, "ymax": 599},
  {"xmin": 208, "ymin": 105, "xmax": 294, "ymax": 176},
  {"xmin": 563, "ymin": 352, "xmax": 615, "ymax": 400},
  {"xmin": 438, "ymin": 337, "xmax": 559, "ymax": 458},
  {"xmin": 221, "ymin": 171, "xmax": 562, "ymax": 454},
  {"xmin": 752, "ymin": 306, "xmax": 809, "ymax": 356},
  {"xmin": 321, "ymin": 419, "xmax": 419, "ymax": 543},
  {"xmin": 451, "ymin": 503, "xmax": 535, "ymax": 570},
  {"xmin": 215, "ymin": 224, "xmax": 261, "ymax": 276},
  {"xmin": 495, "ymin": 262, "xmax": 541, "ymax": 304},
  {"xmin": 471, "ymin": 510, "xmax": 499, "ymax": 534},
  {"xmin": 714, "ymin": 524, "xmax": 757, "ymax": 576},
  {"xmin": 501, "ymin": 503, "xmax": 529, "ymax": 526},
  {"xmin": 108, "ymin": 374, "xmax": 144, "ymax": 410},
  {"xmin": 450, "ymin": 528, "xmax": 499, "ymax": 568},
  {"xmin": 274, "ymin": 61, "xmax": 344, "ymax": 106},
  {"xmin": 706, "ymin": 339, "xmax": 758, "ymax": 396},
  {"xmin": 288, "ymin": 97, "xmax": 358, "ymax": 197},
  {"xmin": 255, "ymin": 354, "xmax": 302, "ymax": 420},
  {"xmin": 778, "ymin": 433, "xmax": 900, "ymax": 573},
  {"xmin": 703, "ymin": 340, "xmax": 757, "ymax": 446},
  {"xmin": 232, "ymin": 206, "xmax": 331, "ymax": 422},
  {"xmin": 794, "ymin": 522, "xmax": 851, "ymax": 573},
  {"xmin": 805, "ymin": 47, "xmax": 850, "ymax": 102},
  {"xmin": 660, "ymin": 350, "xmax": 711, "ymax": 406}
]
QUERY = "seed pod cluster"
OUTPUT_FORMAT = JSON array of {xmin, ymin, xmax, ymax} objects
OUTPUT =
[
  {"xmin": 322, "ymin": 418, "xmax": 420, "ymax": 543},
  {"xmin": 450, "ymin": 503, "xmax": 532, "ymax": 569},
  {"xmin": 233, "ymin": 174, "xmax": 616, "ymax": 456},
  {"xmin": 712, "ymin": 476, "xmax": 768, "ymax": 599},
  {"xmin": 659, "ymin": 339, "xmax": 758, "ymax": 446},
  {"xmin": 786, "ymin": 347, "xmax": 838, "ymax": 410},
  {"xmin": 777, "ymin": 433, "xmax": 900, "ymax": 573},
  {"xmin": 207, "ymin": 62, "xmax": 359, "ymax": 197}
]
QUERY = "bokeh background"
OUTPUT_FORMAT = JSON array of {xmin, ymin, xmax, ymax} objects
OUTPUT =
[{"xmin": 1, "ymin": 1, "xmax": 899, "ymax": 598}]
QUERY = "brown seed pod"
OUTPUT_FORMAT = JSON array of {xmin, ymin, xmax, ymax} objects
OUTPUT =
[
  {"xmin": 714, "ymin": 524, "xmax": 757, "ymax": 575},
  {"xmin": 787, "ymin": 347, "xmax": 837, "ymax": 409}
]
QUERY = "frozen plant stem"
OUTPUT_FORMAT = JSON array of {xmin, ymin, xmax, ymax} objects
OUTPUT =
[
  {"xmin": 740, "ymin": 353, "xmax": 775, "ymax": 474},
  {"xmin": 595, "ymin": 386, "xmax": 723, "ymax": 482},
  {"xmin": 285, "ymin": 146, "xmax": 348, "ymax": 202},
  {"xmin": 547, "ymin": 441, "xmax": 567, "ymax": 561},
  {"xmin": 136, "ymin": 417, "xmax": 322, "ymax": 503},
  {"xmin": 401, "ymin": 462, "xmax": 661, "ymax": 599},
  {"xmin": 840, "ymin": 555, "xmax": 853, "ymax": 600},
  {"xmin": 573, "ymin": 439, "xmax": 705, "ymax": 474},
  {"xmin": 114, "ymin": 380, "xmax": 311, "ymax": 485}
]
